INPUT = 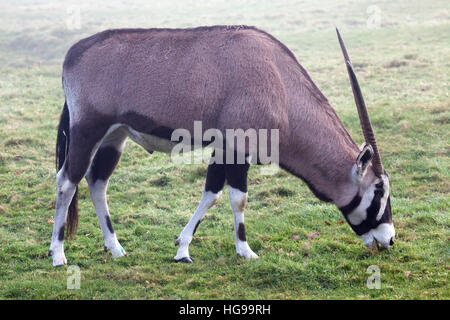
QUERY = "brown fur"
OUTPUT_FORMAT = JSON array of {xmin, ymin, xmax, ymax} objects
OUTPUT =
[
  {"xmin": 238, "ymin": 197, "xmax": 247, "ymax": 212},
  {"xmin": 62, "ymin": 25, "xmax": 361, "ymax": 205},
  {"xmin": 207, "ymin": 198, "xmax": 219, "ymax": 209}
]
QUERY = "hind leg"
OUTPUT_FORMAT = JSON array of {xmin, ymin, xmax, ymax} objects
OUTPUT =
[
  {"xmin": 49, "ymin": 168, "xmax": 77, "ymax": 266},
  {"xmin": 174, "ymin": 156, "xmax": 226, "ymax": 262},
  {"xmin": 49, "ymin": 122, "xmax": 110, "ymax": 266},
  {"xmin": 85, "ymin": 126, "xmax": 128, "ymax": 258}
]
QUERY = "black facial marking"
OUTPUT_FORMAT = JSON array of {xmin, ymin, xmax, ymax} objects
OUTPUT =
[
  {"xmin": 344, "ymin": 217, "xmax": 372, "ymax": 236},
  {"xmin": 58, "ymin": 224, "xmax": 65, "ymax": 241},
  {"xmin": 338, "ymin": 193, "xmax": 362, "ymax": 215},
  {"xmin": 377, "ymin": 196, "xmax": 393, "ymax": 224},
  {"xmin": 193, "ymin": 220, "xmax": 201, "ymax": 235},
  {"xmin": 339, "ymin": 193, "xmax": 371, "ymax": 236},
  {"xmin": 339, "ymin": 193, "xmax": 373, "ymax": 235},
  {"xmin": 105, "ymin": 215, "xmax": 114, "ymax": 233},
  {"xmin": 339, "ymin": 189, "xmax": 390, "ymax": 236},
  {"xmin": 237, "ymin": 223, "xmax": 247, "ymax": 241},
  {"xmin": 366, "ymin": 188, "xmax": 384, "ymax": 224},
  {"xmin": 91, "ymin": 146, "xmax": 122, "ymax": 182}
]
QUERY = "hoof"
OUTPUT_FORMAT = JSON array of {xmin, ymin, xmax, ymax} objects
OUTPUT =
[
  {"xmin": 49, "ymin": 247, "xmax": 67, "ymax": 267},
  {"xmin": 111, "ymin": 245, "xmax": 127, "ymax": 258},
  {"xmin": 52, "ymin": 255, "xmax": 67, "ymax": 267},
  {"xmin": 237, "ymin": 252, "xmax": 259, "ymax": 260},
  {"xmin": 174, "ymin": 256, "xmax": 194, "ymax": 263}
]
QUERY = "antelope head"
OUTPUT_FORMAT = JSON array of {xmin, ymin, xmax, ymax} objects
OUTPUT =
[{"xmin": 337, "ymin": 29, "xmax": 395, "ymax": 249}]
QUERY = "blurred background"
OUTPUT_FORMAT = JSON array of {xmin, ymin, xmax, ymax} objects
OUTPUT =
[{"xmin": 1, "ymin": 0, "xmax": 448, "ymax": 108}]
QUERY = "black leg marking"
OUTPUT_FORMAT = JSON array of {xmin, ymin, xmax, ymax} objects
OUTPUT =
[
  {"xmin": 105, "ymin": 215, "xmax": 114, "ymax": 233},
  {"xmin": 237, "ymin": 223, "xmax": 247, "ymax": 241},
  {"xmin": 90, "ymin": 146, "xmax": 122, "ymax": 183},
  {"xmin": 339, "ymin": 193, "xmax": 362, "ymax": 215},
  {"xmin": 225, "ymin": 154, "xmax": 250, "ymax": 193},
  {"xmin": 58, "ymin": 224, "xmax": 65, "ymax": 241},
  {"xmin": 67, "ymin": 122, "xmax": 111, "ymax": 184},
  {"xmin": 206, "ymin": 150, "xmax": 250, "ymax": 193},
  {"xmin": 193, "ymin": 220, "xmax": 201, "ymax": 236},
  {"xmin": 205, "ymin": 153, "xmax": 226, "ymax": 194}
]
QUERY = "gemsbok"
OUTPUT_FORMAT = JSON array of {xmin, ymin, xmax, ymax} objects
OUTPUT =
[{"xmin": 49, "ymin": 26, "xmax": 395, "ymax": 266}]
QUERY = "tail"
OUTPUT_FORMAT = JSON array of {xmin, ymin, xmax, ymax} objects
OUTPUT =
[{"xmin": 56, "ymin": 101, "xmax": 78, "ymax": 239}]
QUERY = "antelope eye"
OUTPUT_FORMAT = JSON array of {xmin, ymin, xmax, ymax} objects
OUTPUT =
[
  {"xmin": 374, "ymin": 189, "xmax": 384, "ymax": 197},
  {"xmin": 375, "ymin": 181, "xmax": 383, "ymax": 189}
]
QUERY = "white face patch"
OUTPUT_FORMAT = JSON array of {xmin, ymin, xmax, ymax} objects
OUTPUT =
[
  {"xmin": 375, "ymin": 175, "xmax": 390, "ymax": 221},
  {"xmin": 347, "ymin": 174, "xmax": 390, "ymax": 226},
  {"xmin": 347, "ymin": 190, "xmax": 370, "ymax": 225},
  {"xmin": 361, "ymin": 223, "xmax": 395, "ymax": 249},
  {"xmin": 361, "ymin": 232, "xmax": 374, "ymax": 248}
]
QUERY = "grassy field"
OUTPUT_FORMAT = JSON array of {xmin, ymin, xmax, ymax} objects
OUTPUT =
[{"xmin": 0, "ymin": 0, "xmax": 448, "ymax": 299}]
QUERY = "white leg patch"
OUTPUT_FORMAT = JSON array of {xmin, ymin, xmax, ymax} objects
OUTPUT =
[
  {"xmin": 86, "ymin": 178, "xmax": 126, "ymax": 258},
  {"xmin": 228, "ymin": 186, "xmax": 258, "ymax": 260},
  {"xmin": 174, "ymin": 190, "xmax": 221, "ymax": 262},
  {"xmin": 49, "ymin": 169, "xmax": 76, "ymax": 266}
]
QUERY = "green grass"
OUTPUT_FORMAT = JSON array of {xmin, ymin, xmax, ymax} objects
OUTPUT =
[{"xmin": 0, "ymin": 0, "xmax": 449, "ymax": 299}]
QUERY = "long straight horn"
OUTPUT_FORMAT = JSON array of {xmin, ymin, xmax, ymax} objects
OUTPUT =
[{"xmin": 336, "ymin": 28, "xmax": 384, "ymax": 177}]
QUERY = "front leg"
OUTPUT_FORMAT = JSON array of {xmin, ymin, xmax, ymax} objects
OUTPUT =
[
  {"xmin": 85, "ymin": 131, "xmax": 128, "ymax": 259},
  {"xmin": 174, "ymin": 189, "xmax": 222, "ymax": 262},
  {"xmin": 228, "ymin": 186, "xmax": 258, "ymax": 259},
  {"xmin": 86, "ymin": 178, "xmax": 126, "ymax": 258},
  {"xmin": 225, "ymin": 157, "xmax": 258, "ymax": 260},
  {"xmin": 174, "ymin": 156, "xmax": 225, "ymax": 262}
]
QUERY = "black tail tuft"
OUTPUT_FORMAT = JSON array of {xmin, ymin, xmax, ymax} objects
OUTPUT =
[{"xmin": 56, "ymin": 101, "xmax": 78, "ymax": 239}]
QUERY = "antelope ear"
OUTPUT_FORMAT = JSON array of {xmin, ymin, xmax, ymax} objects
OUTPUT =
[
  {"xmin": 356, "ymin": 143, "xmax": 373, "ymax": 176},
  {"xmin": 359, "ymin": 142, "xmax": 367, "ymax": 151}
]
